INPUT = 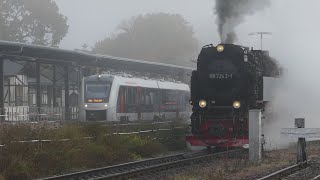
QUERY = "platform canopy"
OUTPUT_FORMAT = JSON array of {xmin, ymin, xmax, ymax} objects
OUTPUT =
[{"xmin": 0, "ymin": 40, "xmax": 194, "ymax": 77}]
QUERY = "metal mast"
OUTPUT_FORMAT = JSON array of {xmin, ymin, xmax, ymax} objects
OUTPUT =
[{"xmin": 248, "ymin": 32, "xmax": 272, "ymax": 50}]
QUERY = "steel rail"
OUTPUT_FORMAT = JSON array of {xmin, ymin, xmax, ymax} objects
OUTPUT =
[
  {"xmin": 39, "ymin": 149, "xmax": 244, "ymax": 180},
  {"xmin": 38, "ymin": 152, "xmax": 185, "ymax": 180},
  {"xmin": 97, "ymin": 149, "xmax": 243, "ymax": 180},
  {"xmin": 257, "ymin": 162, "xmax": 308, "ymax": 180},
  {"xmin": 311, "ymin": 174, "xmax": 320, "ymax": 180}
]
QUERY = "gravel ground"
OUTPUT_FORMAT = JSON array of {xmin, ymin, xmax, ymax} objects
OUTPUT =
[
  {"xmin": 147, "ymin": 141, "xmax": 320, "ymax": 180},
  {"xmin": 284, "ymin": 158, "xmax": 320, "ymax": 180},
  {"xmin": 134, "ymin": 150, "xmax": 249, "ymax": 180}
]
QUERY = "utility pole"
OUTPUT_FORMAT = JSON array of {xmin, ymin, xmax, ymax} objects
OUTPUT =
[{"xmin": 248, "ymin": 32, "xmax": 272, "ymax": 50}]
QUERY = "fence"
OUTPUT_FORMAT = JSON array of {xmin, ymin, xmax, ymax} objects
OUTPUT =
[{"xmin": 0, "ymin": 106, "xmax": 79, "ymax": 122}]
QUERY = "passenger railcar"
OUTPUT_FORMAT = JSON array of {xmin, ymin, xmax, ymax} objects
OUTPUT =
[
  {"xmin": 186, "ymin": 44, "xmax": 280, "ymax": 150},
  {"xmin": 81, "ymin": 74, "xmax": 190, "ymax": 122}
]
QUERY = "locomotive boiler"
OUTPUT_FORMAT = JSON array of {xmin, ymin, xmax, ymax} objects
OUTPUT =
[{"xmin": 186, "ymin": 44, "xmax": 280, "ymax": 150}]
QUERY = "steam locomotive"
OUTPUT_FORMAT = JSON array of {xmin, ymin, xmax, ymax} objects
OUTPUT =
[{"xmin": 186, "ymin": 44, "xmax": 280, "ymax": 150}]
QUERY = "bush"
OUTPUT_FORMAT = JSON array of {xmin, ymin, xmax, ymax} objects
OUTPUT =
[
  {"xmin": 3, "ymin": 160, "xmax": 33, "ymax": 180},
  {"xmin": 32, "ymin": 149, "xmax": 72, "ymax": 176},
  {"xmin": 126, "ymin": 135, "xmax": 166, "ymax": 157},
  {"xmin": 0, "ymin": 122, "xmax": 187, "ymax": 179}
]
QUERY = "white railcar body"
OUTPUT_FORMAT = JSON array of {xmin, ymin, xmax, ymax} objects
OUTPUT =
[{"xmin": 81, "ymin": 74, "xmax": 190, "ymax": 122}]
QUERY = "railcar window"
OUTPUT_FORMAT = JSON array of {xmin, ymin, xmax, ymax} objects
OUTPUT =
[
  {"xmin": 175, "ymin": 91, "xmax": 189, "ymax": 111},
  {"xmin": 85, "ymin": 82, "xmax": 112, "ymax": 101},
  {"xmin": 162, "ymin": 90, "xmax": 177, "ymax": 103},
  {"xmin": 117, "ymin": 86, "xmax": 159, "ymax": 113},
  {"xmin": 144, "ymin": 89, "xmax": 156, "ymax": 105},
  {"xmin": 145, "ymin": 91, "xmax": 151, "ymax": 105},
  {"xmin": 117, "ymin": 86, "xmax": 137, "ymax": 113},
  {"xmin": 128, "ymin": 87, "xmax": 136, "ymax": 105},
  {"xmin": 143, "ymin": 88, "xmax": 158, "ymax": 112},
  {"xmin": 161, "ymin": 90, "xmax": 178, "ymax": 112}
]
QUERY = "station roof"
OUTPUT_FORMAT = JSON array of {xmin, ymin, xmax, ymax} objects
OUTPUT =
[{"xmin": 0, "ymin": 40, "xmax": 194, "ymax": 77}]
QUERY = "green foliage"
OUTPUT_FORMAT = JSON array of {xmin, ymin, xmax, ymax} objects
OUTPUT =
[
  {"xmin": 0, "ymin": 0, "xmax": 68, "ymax": 46},
  {"xmin": 94, "ymin": 13, "xmax": 199, "ymax": 66},
  {"xmin": 125, "ymin": 135, "xmax": 167, "ymax": 157},
  {"xmin": 32, "ymin": 149, "xmax": 70, "ymax": 176},
  {"xmin": 0, "ymin": 122, "xmax": 187, "ymax": 179},
  {"xmin": 3, "ymin": 159, "xmax": 33, "ymax": 180},
  {"xmin": 157, "ymin": 128, "xmax": 187, "ymax": 151}
]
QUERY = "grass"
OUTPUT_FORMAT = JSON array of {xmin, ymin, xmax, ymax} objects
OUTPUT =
[{"xmin": 0, "ymin": 121, "xmax": 188, "ymax": 180}]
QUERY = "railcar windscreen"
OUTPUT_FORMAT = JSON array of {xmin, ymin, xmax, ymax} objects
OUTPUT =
[{"xmin": 85, "ymin": 82, "xmax": 112, "ymax": 102}]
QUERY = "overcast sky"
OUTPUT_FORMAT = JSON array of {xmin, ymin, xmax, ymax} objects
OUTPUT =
[
  {"xmin": 52, "ymin": 0, "xmax": 320, "ymax": 73},
  {"xmin": 53, "ymin": 0, "xmax": 320, "ymax": 57},
  {"xmin": 52, "ymin": 0, "xmax": 320, "ymax": 70},
  {"xmin": 54, "ymin": 0, "xmax": 274, "ymax": 51}
]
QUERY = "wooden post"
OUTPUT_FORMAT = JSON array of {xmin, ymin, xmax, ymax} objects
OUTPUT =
[{"xmin": 281, "ymin": 119, "xmax": 320, "ymax": 165}]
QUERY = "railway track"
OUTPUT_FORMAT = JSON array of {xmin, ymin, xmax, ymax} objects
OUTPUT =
[
  {"xmin": 39, "ymin": 149, "xmax": 245, "ymax": 180},
  {"xmin": 257, "ymin": 162, "xmax": 309, "ymax": 180},
  {"xmin": 258, "ymin": 157, "xmax": 320, "ymax": 180}
]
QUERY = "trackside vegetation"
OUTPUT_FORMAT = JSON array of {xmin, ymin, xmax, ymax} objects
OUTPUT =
[{"xmin": 0, "ymin": 122, "xmax": 187, "ymax": 179}]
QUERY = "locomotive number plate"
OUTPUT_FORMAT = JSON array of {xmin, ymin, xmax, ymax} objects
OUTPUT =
[{"xmin": 209, "ymin": 73, "xmax": 233, "ymax": 79}]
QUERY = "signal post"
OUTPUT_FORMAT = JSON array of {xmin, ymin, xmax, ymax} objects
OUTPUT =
[{"xmin": 281, "ymin": 118, "xmax": 320, "ymax": 165}]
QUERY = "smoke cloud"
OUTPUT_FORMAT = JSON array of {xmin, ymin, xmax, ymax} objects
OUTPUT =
[
  {"xmin": 260, "ymin": 0, "xmax": 320, "ymax": 149},
  {"xmin": 214, "ymin": 0, "xmax": 271, "ymax": 43}
]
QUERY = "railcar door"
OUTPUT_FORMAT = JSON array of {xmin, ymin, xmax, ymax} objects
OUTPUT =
[
  {"xmin": 116, "ymin": 86, "xmax": 137, "ymax": 122},
  {"xmin": 117, "ymin": 87, "xmax": 125, "ymax": 113}
]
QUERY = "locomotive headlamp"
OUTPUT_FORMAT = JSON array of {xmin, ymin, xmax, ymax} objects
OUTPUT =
[
  {"xmin": 217, "ymin": 45, "xmax": 224, "ymax": 52},
  {"xmin": 233, "ymin": 101, "xmax": 241, "ymax": 109},
  {"xmin": 199, "ymin": 100, "xmax": 207, "ymax": 108}
]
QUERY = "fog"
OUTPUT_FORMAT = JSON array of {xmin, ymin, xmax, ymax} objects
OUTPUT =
[
  {"xmin": 54, "ymin": 0, "xmax": 216, "ymax": 49},
  {"xmin": 261, "ymin": 0, "xmax": 320, "ymax": 149},
  {"xmin": 223, "ymin": 0, "xmax": 320, "ymax": 149},
  {"xmin": 54, "ymin": 0, "xmax": 320, "ymax": 148}
]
